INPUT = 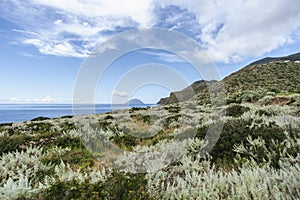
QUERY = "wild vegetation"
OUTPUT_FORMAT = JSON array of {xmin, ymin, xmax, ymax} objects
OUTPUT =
[
  {"xmin": 0, "ymin": 59, "xmax": 300, "ymax": 199},
  {"xmin": 158, "ymin": 61, "xmax": 300, "ymax": 105},
  {"xmin": 0, "ymin": 100, "xmax": 299, "ymax": 199}
]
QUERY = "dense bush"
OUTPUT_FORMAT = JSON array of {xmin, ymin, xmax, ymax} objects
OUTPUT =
[
  {"xmin": 0, "ymin": 135, "xmax": 31, "ymax": 155},
  {"xmin": 0, "ymin": 99, "xmax": 299, "ymax": 199},
  {"xmin": 147, "ymin": 132, "xmax": 300, "ymax": 199},
  {"xmin": 225, "ymin": 104, "xmax": 250, "ymax": 117},
  {"xmin": 196, "ymin": 118, "xmax": 288, "ymax": 167},
  {"xmin": 42, "ymin": 171, "xmax": 150, "ymax": 200},
  {"xmin": 53, "ymin": 135, "xmax": 84, "ymax": 149},
  {"xmin": 235, "ymin": 88, "xmax": 268, "ymax": 103},
  {"xmin": 111, "ymin": 134, "xmax": 137, "ymax": 150}
]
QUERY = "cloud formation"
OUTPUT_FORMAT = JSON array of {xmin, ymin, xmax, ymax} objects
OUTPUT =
[
  {"xmin": 113, "ymin": 90, "xmax": 128, "ymax": 98},
  {"xmin": 139, "ymin": 50, "xmax": 185, "ymax": 63},
  {"xmin": 1, "ymin": 0, "xmax": 300, "ymax": 63},
  {"xmin": 34, "ymin": 95, "xmax": 55, "ymax": 103},
  {"xmin": 1, "ymin": 95, "xmax": 55, "ymax": 103}
]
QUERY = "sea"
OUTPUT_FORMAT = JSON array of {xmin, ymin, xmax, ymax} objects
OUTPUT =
[{"xmin": 0, "ymin": 104, "xmax": 154, "ymax": 124}]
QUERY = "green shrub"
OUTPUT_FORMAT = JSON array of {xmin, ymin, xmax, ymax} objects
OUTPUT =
[
  {"xmin": 196, "ymin": 119, "xmax": 287, "ymax": 168},
  {"xmin": 42, "ymin": 148, "xmax": 94, "ymax": 167},
  {"xmin": 225, "ymin": 104, "xmax": 250, "ymax": 117},
  {"xmin": 129, "ymin": 107, "xmax": 147, "ymax": 113},
  {"xmin": 0, "ymin": 135, "xmax": 31, "ymax": 155},
  {"xmin": 164, "ymin": 105, "xmax": 180, "ymax": 114},
  {"xmin": 235, "ymin": 88, "xmax": 268, "ymax": 103},
  {"xmin": 111, "ymin": 130, "xmax": 172, "ymax": 149},
  {"xmin": 53, "ymin": 136, "xmax": 84, "ymax": 149},
  {"xmin": 98, "ymin": 120, "xmax": 112, "ymax": 131},
  {"xmin": 111, "ymin": 134, "xmax": 137, "ymax": 150},
  {"xmin": 130, "ymin": 114, "xmax": 152, "ymax": 124},
  {"xmin": 164, "ymin": 114, "xmax": 181, "ymax": 128},
  {"xmin": 42, "ymin": 171, "xmax": 150, "ymax": 200},
  {"xmin": 59, "ymin": 122, "xmax": 76, "ymax": 132},
  {"xmin": 270, "ymin": 87, "xmax": 281, "ymax": 93},
  {"xmin": 255, "ymin": 109, "xmax": 274, "ymax": 116},
  {"xmin": 0, "ymin": 130, "xmax": 65, "ymax": 156},
  {"xmin": 104, "ymin": 115, "xmax": 114, "ymax": 120},
  {"xmin": 26, "ymin": 122, "xmax": 53, "ymax": 133},
  {"xmin": 141, "ymin": 115, "xmax": 151, "ymax": 123},
  {"xmin": 0, "ymin": 123, "xmax": 12, "ymax": 132}
]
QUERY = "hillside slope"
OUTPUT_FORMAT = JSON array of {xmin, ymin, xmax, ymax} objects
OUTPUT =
[
  {"xmin": 249, "ymin": 52, "xmax": 300, "ymax": 65},
  {"xmin": 223, "ymin": 61, "xmax": 300, "ymax": 94},
  {"xmin": 157, "ymin": 80, "xmax": 217, "ymax": 104},
  {"xmin": 158, "ymin": 53, "xmax": 300, "ymax": 105}
]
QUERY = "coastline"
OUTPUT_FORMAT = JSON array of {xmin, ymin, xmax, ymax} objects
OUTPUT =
[{"xmin": 0, "ymin": 103, "xmax": 155, "ymax": 124}]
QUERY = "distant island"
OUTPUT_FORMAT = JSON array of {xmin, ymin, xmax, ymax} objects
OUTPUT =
[{"xmin": 126, "ymin": 99, "xmax": 144, "ymax": 105}]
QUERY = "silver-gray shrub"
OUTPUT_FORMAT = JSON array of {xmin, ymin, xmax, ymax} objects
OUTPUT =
[{"xmin": 147, "ymin": 133, "xmax": 300, "ymax": 199}]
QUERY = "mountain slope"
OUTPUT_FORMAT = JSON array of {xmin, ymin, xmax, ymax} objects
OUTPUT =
[
  {"xmin": 157, "ymin": 80, "xmax": 217, "ymax": 104},
  {"xmin": 248, "ymin": 52, "xmax": 300, "ymax": 66},
  {"xmin": 223, "ymin": 60, "xmax": 300, "ymax": 94},
  {"xmin": 157, "ymin": 52, "xmax": 300, "ymax": 105}
]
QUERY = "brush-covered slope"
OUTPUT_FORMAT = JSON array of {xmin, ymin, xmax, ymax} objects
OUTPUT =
[
  {"xmin": 1, "ymin": 100, "xmax": 300, "ymax": 199},
  {"xmin": 157, "ymin": 53, "xmax": 300, "ymax": 105},
  {"xmin": 223, "ymin": 60, "xmax": 300, "ymax": 94},
  {"xmin": 157, "ymin": 80, "xmax": 217, "ymax": 105},
  {"xmin": 249, "ymin": 52, "xmax": 300, "ymax": 65}
]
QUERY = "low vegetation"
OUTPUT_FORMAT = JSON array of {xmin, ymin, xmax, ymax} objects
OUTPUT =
[
  {"xmin": 0, "ymin": 99, "xmax": 299, "ymax": 199},
  {"xmin": 0, "ymin": 60, "xmax": 300, "ymax": 199}
]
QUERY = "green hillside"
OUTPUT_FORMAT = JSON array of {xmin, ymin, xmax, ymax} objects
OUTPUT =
[
  {"xmin": 224, "ymin": 61, "xmax": 300, "ymax": 94},
  {"xmin": 249, "ymin": 52, "xmax": 300, "ymax": 65},
  {"xmin": 157, "ymin": 80, "xmax": 217, "ymax": 104},
  {"xmin": 158, "ymin": 55, "xmax": 300, "ymax": 105}
]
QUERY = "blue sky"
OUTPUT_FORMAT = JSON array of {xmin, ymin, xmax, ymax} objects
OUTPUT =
[{"xmin": 1, "ymin": 0, "xmax": 300, "ymax": 104}]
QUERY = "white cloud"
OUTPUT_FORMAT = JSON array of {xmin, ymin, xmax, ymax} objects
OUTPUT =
[
  {"xmin": 152, "ymin": 0, "xmax": 300, "ymax": 63},
  {"xmin": 9, "ymin": 97, "xmax": 18, "ymax": 102},
  {"xmin": 1, "ymin": 95, "xmax": 70, "ymax": 103},
  {"xmin": 19, "ymin": 52, "xmax": 35, "ymax": 57},
  {"xmin": 54, "ymin": 19, "xmax": 62, "ymax": 25},
  {"xmin": 12, "ymin": 29, "xmax": 38, "ymax": 36},
  {"xmin": 139, "ymin": 50, "xmax": 185, "ymax": 63},
  {"xmin": 96, "ymin": 42, "xmax": 118, "ymax": 54},
  {"xmin": 113, "ymin": 90, "xmax": 128, "ymax": 98},
  {"xmin": 24, "ymin": 39, "xmax": 90, "ymax": 57},
  {"xmin": 1, "ymin": 0, "xmax": 151, "ymax": 57},
  {"xmin": 24, "ymin": 39, "xmax": 42, "ymax": 46},
  {"xmin": 31, "ymin": 0, "xmax": 154, "ymax": 27},
  {"xmin": 34, "ymin": 95, "xmax": 55, "ymax": 103},
  {"xmin": 1, "ymin": 0, "xmax": 300, "ymax": 62}
]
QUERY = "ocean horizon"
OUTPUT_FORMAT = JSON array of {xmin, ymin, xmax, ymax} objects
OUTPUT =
[{"xmin": 0, "ymin": 103, "xmax": 155, "ymax": 124}]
